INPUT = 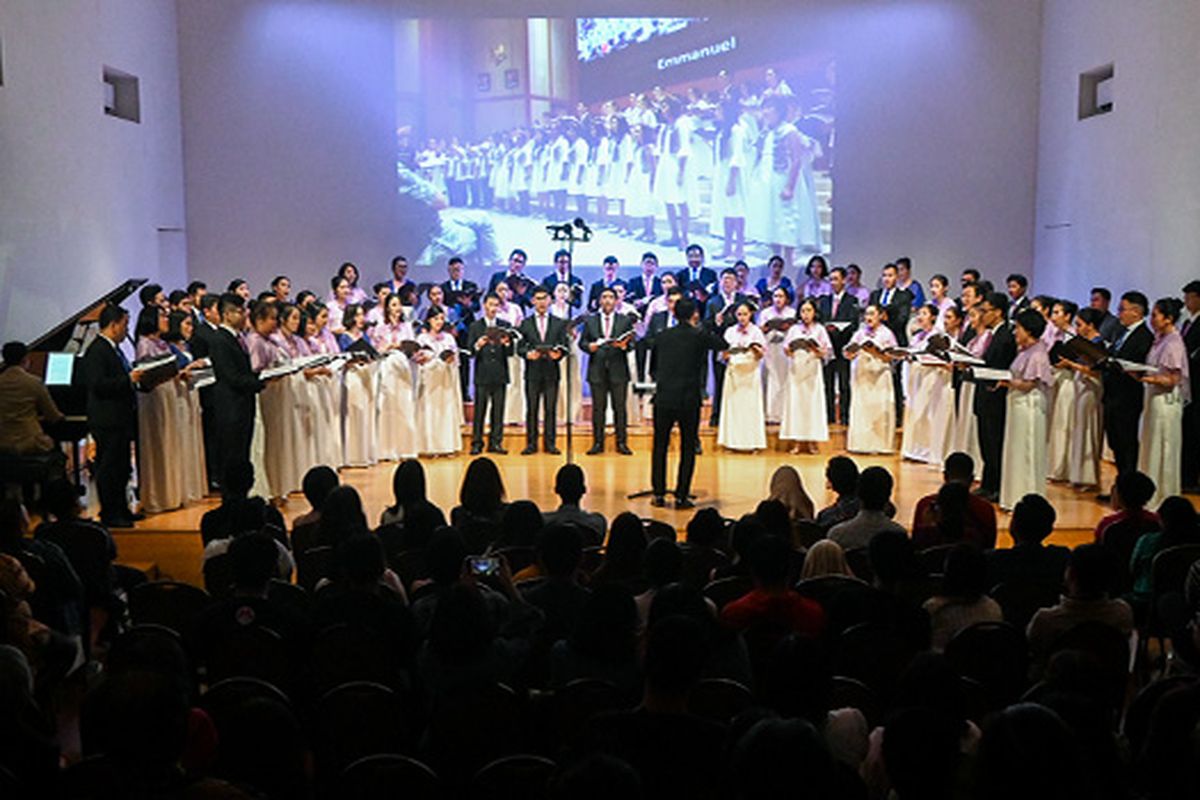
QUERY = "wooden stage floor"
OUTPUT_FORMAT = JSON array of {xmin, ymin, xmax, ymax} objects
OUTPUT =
[{"xmin": 109, "ymin": 424, "xmax": 1127, "ymax": 587}]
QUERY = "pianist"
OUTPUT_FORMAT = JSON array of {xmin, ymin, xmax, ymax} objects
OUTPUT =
[{"xmin": 0, "ymin": 341, "xmax": 66, "ymax": 459}]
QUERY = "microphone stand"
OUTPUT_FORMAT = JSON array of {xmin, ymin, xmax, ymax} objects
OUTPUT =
[{"xmin": 546, "ymin": 220, "xmax": 590, "ymax": 464}]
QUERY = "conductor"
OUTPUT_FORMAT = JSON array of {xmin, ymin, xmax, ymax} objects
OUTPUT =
[{"xmin": 648, "ymin": 297, "xmax": 727, "ymax": 509}]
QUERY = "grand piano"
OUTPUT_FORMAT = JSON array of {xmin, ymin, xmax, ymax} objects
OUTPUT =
[{"xmin": 24, "ymin": 279, "xmax": 146, "ymax": 482}]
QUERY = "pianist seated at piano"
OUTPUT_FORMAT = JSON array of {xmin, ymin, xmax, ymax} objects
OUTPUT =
[{"xmin": 0, "ymin": 341, "xmax": 67, "ymax": 475}]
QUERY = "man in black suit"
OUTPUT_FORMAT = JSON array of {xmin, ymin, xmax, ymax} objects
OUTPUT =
[
  {"xmin": 79, "ymin": 304, "xmax": 144, "ymax": 527},
  {"xmin": 970, "ymin": 293, "xmax": 1017, "ymax": 502},
  {"xmin": 870, "ymin": 263, "xmax": 914, "ymax": 420},
  {"xmin": 442, "ymin": 256, "xmax": 480, "ymax": 400},
  {"xmin": 189, "ymin": 294, "xmax": 223, "ymax": 491},
  {"xmin": 1006, "ymin": 273, "xmax": 1031, "ymax": 322},
  {"xmin": 626, "ymin": 252, "xmax": 664, "ymax": 311},
  {"xmin": 1089, "ymin": 287, "xmax": 1123, "ymax": 343},
  {"xmin": 580, "ymin": 288, "xmax": 635, "ymax": 455},
  {"xmin": 1100, "ymin": 291, "xmax": 1155, "ymax": 489},
  {"xmin": 675, "ymin": 244, "xmax": 717, "ymax": 305},
  {"xmin": 820, "ymin": 266, "xmax": 860, "ymax": 425},
  {"xmin": 638, "ymin": 284, "xmax": 682, "ymax": 383},
  {"xmin": 587, "ymin": 256, "xmax": 627, "ymax": 312},
  {"xmin": 487, "ymin": 248, "xmax": 536, "ymax": 308},
  {"xmin": 649, "ymin": 298, "xmax": 727, "ymax": 509},
  {"xmin": 704, "ymin": 268, "xmax": 749, "ymax": 427},
  {"xmin": 467, "ymin": 293, "xmax": 514, "ymax": 455},
  {"xmin": 207, "ymin": 294, "xmax": 265, "ymax": 477},
  {"xmin": 518, "ymin": 287, "xmax": 567, "ymax": 455},
  {"xmin": 1181, "ymin": 280, "xmax": 1200, "ymax": 492},
  {"xmin": 541, "ymin": 248, "xmax": 584, "ymax": 308}
]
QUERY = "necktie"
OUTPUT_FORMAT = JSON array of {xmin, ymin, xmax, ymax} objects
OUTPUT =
[
  {"xmin": 1182, "ymin": 317, "xmax": 1192, "ymax": 338},
  {"xmin": 604, "ymin": 314, "xmax": 612, "ymax": 339},
  {"xmin": 883, "ymin": 289, "xmax": 892, "ymax": 306},
  {"xmin": 116, "ymin": 344, "xmax": 131, "ymax": 373},
  {"xmin": 1114, "ymin": 326, "xmax": 1132, "ymax": 352},
  {"xmin": 538, "ymin": 315, "xmax": 546, "ymax": 340},
  {"xmin": 831, "ymin": 294, "xmax": 840, "ymax": 318}
]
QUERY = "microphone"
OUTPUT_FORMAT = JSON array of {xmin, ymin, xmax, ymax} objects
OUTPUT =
[
  {"xmin": 545, "ymin": 222, "xmax": 573, "ymax": 237},
  {"xmin": 573, "ymin": 218, "xmax": 593, "ymax": 237}
]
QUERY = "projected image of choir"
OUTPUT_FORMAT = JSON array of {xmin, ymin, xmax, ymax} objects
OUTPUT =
[
  {"xmin": 81, "ymin": 254, "xmax": 1198, "ymax": 524},
  {"xmin": 403, "ymin": 63, "xmax": 834, "ymax": 269}
]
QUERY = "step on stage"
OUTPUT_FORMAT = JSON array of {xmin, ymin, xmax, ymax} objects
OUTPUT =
[{"xmin": 112, "ymin": 420, "xmax": 1121, "ymax": 587}]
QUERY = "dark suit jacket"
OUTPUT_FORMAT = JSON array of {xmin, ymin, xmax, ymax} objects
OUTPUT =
[
  {"xmin": 650, "ymin": 323, "xmax": 727, "ymax": 410},
  {"xmin": 487, "ymin": 271, "xmax": 536, "ymax": 307},
  {"xmin": 972, "ymin": 324, "xmax": 1017, "ymax": 416},
  {"xmin": 1007, "ymin": 294, "xmax": 1031, "ymax": 322},
  {"xmin": 1102, "ymin": 321, "xmax": 1154, "ymax": 414},
  {"xmin": 869, "ymin": 287, "xmax": 914, "ymax": 346},
  {"xmin": 646, "ymin": 310, "xmax": 680, "ymax": 344},
  {"xmin": 440, "ymin": 280, "xmax": 480, "ymax": 314},
  {"xmin": 190, "ymin": 320, "xmax": 220, "ymax": 360},
  {"xmin": 1184, "ymin": 314, "xmax": 1200, "ymax": 399},
  {"xmin": 588, "ymin": 279, "xmax": 628, "ymax": 312},
  {"xmin": 467, "ymin": 318, "xmax": 514, "ymax": 385},
  {"xmin": 208, "ymin": 327, "xmax": 263, "ymax": 424},
  {"xmin": 676, "ymin": 267, "xmax": 718, "ymax": 297},
  {"xmin": 626, "ymin": 275, "xmax": 663, "ymax": 303},
  {"xmin": 80, "ymin": 336, "xmax": 136, "ymax": 433},
  {"xmin": 817, "ymin": 292, "xmax": 860, "ymax": 355},
  {"xmin": 580, "ymin": 313, "xmax": 636, "ymax": 384},
  {"xmin": 517, "ymin": 313, "xmax": 568, "ymax": 383},
  {"xmin": 704, "ymin": 292, "xmax": 751, "ymax": 336}
]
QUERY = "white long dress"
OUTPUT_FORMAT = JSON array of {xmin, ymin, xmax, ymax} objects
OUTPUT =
[
  {"xmin": 709, "ymin": 121, "xmax": 749, "ymax": 229},
  {"xmin": 999, "ymin": 342, "xmax": 1053, "ymax": 511},
  {"xmin": 653, "ymin": 114, "xmax": 700, "ymax": 209},
  {"xmin": 717, "ymin": 324, "xmax": 768, "ymax": 452},
  {"xmin": 553, "ymin": 307, "xmax": 585, "ymax": 425},
  {"xmin": 1046, "ymin": 361, "xmax": 1076, "ymax": 481},
  {"xmin": 340, "ymin": 338, "xmax": 378, "ymax": 467},
  {"xmin": 307, "ymin": 333, "xmax": 344, "ymax": 469},
  {"xmin": 135, "ymin": 339, "xmax": 185, "ymax": 514},
  {"xmin": 1138, "ymin": 330, "xmax": 1190, "ymax": 508},
  {"xmin": 372, "ymin": 322, "xmax": 419, "ymax": 461},
  {"xmin": 900, "ymin": 331, "xmax": 955, "ymax": 465},
  {"xmin": 253, "ymin": 333, "xmax": 304, "ymax": 499},
  {"xmin": 175, "ymin": 350, "xmax": 208, "ymax": 504},
  {"xmin": 758, "ymin": 306, "xmax": 797, "ymax": 424},
  {"xmin": 500, "ymin": 305, "xmax": 526, "ymax": 425},
  {"xmin": 846, "ymin": 325, "xmax": 898, "ymax": 454},
  {"xmin": 760, "ymin": 122, "xmax": 822, "ymax": 251},
  {"xmin": 416, "ymin": 331, "xmax": 464, "ymax": 455},
  {"xmin": 1068, "ymin": 362, "xmax": 1104, "ymax": 487},
  {"xmin": 779, "ymin": 321, "xmax": 831, "ymax": 442},
  {"xmin": 951, "ymin": 333, "xmax": 988, "ymax": 467}
]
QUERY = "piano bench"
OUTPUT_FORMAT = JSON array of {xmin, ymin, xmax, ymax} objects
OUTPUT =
[{"xmin": 0, "ymin": 450, "xmax": 67, "ymax": 505}]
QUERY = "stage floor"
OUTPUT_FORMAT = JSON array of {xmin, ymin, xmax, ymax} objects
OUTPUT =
[{"xmin": 109, "ymin": 423, "xmax": 1125, "ymax": 587}]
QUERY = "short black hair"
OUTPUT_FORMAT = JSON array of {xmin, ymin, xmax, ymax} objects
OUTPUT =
[
  {"xmin": 1006, "ymin": 273, "xmax": 1028, "ymax": 288},
  {"xmin": 301, "ymin": 466, "xmax": 339, "ymax": 510},
  {"xmin": 532, "ymin": 286, "xmax": 550, "ymax": 299},
  {"xmin": 644, "ymin": 614, "xmax": 709, "ymax": 695},
  {"xmin": 1068, "ymin": 543, "xmax": 1115, "ymax": 597},
  {"xmin": 826, "ymin": 456, "xmax": 859, "ymax": 496},
  {"xmin": 219, "ymin": 293, "xmax": 245, "ymax": 317},
  {"xmin": 539, "ymin": 523, "xmax": 584, "ymax": 578},
  {"xmin": 602, "ymin": 255, "xmax": 619, "ymax": 265},
  {"xmin": 1010, "ymin": 494, "xmax": 1056, "ymax": 544},
  {"xmin": 391, "ymin": 255, "xmax": 408, "ymax": 270},
  {"xmin": 599, "ymin": 287, "xmax": 617, "ymax": 300},
  {"xmin": 942, "ymin": 544, "xmax": 988, "ymax": 599},
  {"xmin": 857, "ymin": 466, "xmax": 893, "ymax": 512},
  {"xmin": 186, "ymin": 280, "xmax": 207, "ymax": 295},
  {"xmin": 1120, "ymin": 291, "xmax": 1149, "ymax": 316},
  {"xmin": 448, "ymin": 256, "xmax": 464, "ymax": 266},
  {"xmin": 1, "ymin": 341, "xmax": 28, "ymax": 366},
  {"xmin": 943, "ymin": 452, "xmax": 975, "ymax": 483},
  {"xmin": 1054, "ymin": 299, "xmax": 1079, "ymax": 317},
  {"xmin": 99, "ymin": 303, "xmax": 129, "ymax": 329},
  {"xmin": 685, "ymin": 243, "xmax": 704, "ymax": 257},
  {"xmin": 895, "ymin": 256, "xmax": 912, "ymax": 271},
  {"xmin": 674, "ymin": 297, "xmax": 697, "ymax": 322},
  {"xmin": 1015, "ymin": 308, "xmax": 1047, "ymax": 339},
  {"xmin": 483, "ymin": 292, "xmax": 501, "ymax": 305},
  {"xmin": 962, "ymin": 268, "xmax": 981, "ymax": 281},
  {"xmin": 720, "ymin": 267, "xmax": 737, "ymax": 279},
  {"xmin": 270, "ymin": 275, "xmax": 289, "ymax": 289},
  {"xmin": 1076, "ymin": 307, "xmax": 1103, "ymax": 328},
  {"xmin": 982, "ymin": 292, "xmax": 1010, "ymax": 315},
  {"xmin": 1115, "ymin": 470, "xmax": 1155, "ymax": 510},
  {"xmin": 229, "ymin": 533, "xmax": 279, "ymax": 590},
  {"xmin": 199, "ymin": 294, "xmax": 220, "ymax": 312},
  {"xmin": 641, "ymin": 251, "xmax": 658, "ymax": 263},
  {"xmin": 336, "ymin": 534, "xmax": 386, "ymax": 586},
  {"xmin": 168, "ymin": 289, "xmax": 188, "ymax": 307},
  {"xmin": 554, "ymin": 464, "xmax": 586, "ymax": 503},
  {"xmin": 749, "ymin": 534, "xmax": 792, "ymax": 586},
  {"xmin": 1090, "ymin": 287, "xmax": 1111, "ymax": 302},
  {"xmin": 138, "ymin": 283, "xmax": 163, "ymax": 306},
  {"xmin": 642, "ymin": 538, "xmax": 683, "ymax": 587},
  {"xmin": 1153, "ymin": 297, "xmax": 1182, "ymax": 323}
]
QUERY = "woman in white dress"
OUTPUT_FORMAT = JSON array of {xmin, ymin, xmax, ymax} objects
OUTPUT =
[
  {"xmin": 568, "ymin": 122, "xmax": 591, "ymax": 216},
  {"xmin": 244, "ymin": 302, "xmax": 292, "ymax": 500},
  {"xmin": 134, "ymin": 306, "xmax": 186, "ymax": 514},
  {"xmin": 928, "ymin": 274, "xmax": 956, "ymax": 328},
  {"xmin": 271, "ymin": 304, "xmax": 319, "ymax": 485},
  {"xmin": 164, "ymin": 312, "xmax": 209, "ymax": 504},
  {"xmin": 337, "ymin": 304, "xmax": 378, "ymax": 468},
  {"xmin": 758, "ymin": 287, "xmax": 798, "ymax": 424},
  {"xmin": 1137, "ymin": 298, "xmax": 1190, "ymax": 507},
  {"xmin": 652, "ymin": 100, "xmax": 698, "ymax": 249},
  {"xmin": 845, "ymin": 304, "xmax": 898, "ymax": 454},
  {"xmin": 494, "ymin": 282, "xmax": 526, "ymax": 426},
  {"xmin": 328, "ymin": 262, "xmax": 368, "ymax": 307},
  {"xmin": 371, "ymin": 294, "xmax": 419, "ymax": 462},
  {"xmin": 998, "ymin": 310, "xmax": 1054, "ymax": 511},
  {"xmin": 717, "ymin": 303, "xmax": 767, "ymax": 452},
  {"xmin": 759, "ymin": 96, "xmax": 822, "ymax": 269},
  {"xmin": 415, "ymin": 307, "xmax": 464, "ymax": 456},
  {"xmin": 951, "ymin": 305, "xmax": 986, "ymax": 467},
  {"xmin": 779, "ymin": 298, "xmax": 831, "ymax": 454},
  {"xmin": 710, "ymin": 100, "xmax": 749, "ymax": 262},
  {"xmin": 607, "ymin": 117, "xmax": 634, "ymax": 234},
  {"xmin": 590, "ymin": 124, "xmax": 613, "ymax": 227},
  {"xmin": 305, "ymin": 304, "xmax": 345, "ymax": 470},
  {"xmin": 1045, "ymin": 299, "xmax": 1079, "ymax": 482},
  {"xmin": 1062, "ymin": 308, "xmax": 1106, "ymax": 491},
  {"xmin": 900, "ymin": 304, "xmax": 955, "ymax": 465},
  {"xmin": 625, "ymin": 124, "xmax": 658, "ymax": 243},
  {"xmin": 551, "ymin": 282, "xmax": 584, "ymax": 425},
  {"xmin": 326, "ymin": 275, "xmax": 351, "ymax": 335}
]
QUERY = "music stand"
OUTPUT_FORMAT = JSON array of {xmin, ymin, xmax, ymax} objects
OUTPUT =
[{"xmin": 546, "ymin": 220, "xmax": 590, "ymax": 464}]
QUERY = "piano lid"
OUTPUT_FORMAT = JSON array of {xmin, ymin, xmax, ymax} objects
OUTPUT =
[{"xmin": 29, "ymin": 278, "xmax": 147, "ymax": 354}]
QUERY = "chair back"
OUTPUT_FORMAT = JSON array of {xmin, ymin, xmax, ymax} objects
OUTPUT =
[
  {"xmin": 835, "ymin": 622, "xmax": 914, "ymax": 700},
  {"xmin": 642, "ymin": 518, "xmax": 677, "ymax": 542},
  {"xmin": 388, "ymin": 549, "xmax": 429, "ymax": 592},
  {"xmin": 830, "ymin": 676, "xmax": 880, "ymax": 727},
  {"xmin": 314, "ymin": 681, "xmax": 409, "ymax": 775},
  {"xmin": 472, "ymin": 754, "xmax": 557, "ymax": 800},
  {"xmin": 944, "ymin": 620, "xmax": 1030, "ymax": 710},
  {"xmin": 311, "ymin": 623, "xmax": 397, "ymax": 693},
  {"xmin": 843, "ymin": 547, "xmax": 874, "ymax": 583},
  {"xmin": 991, "ymin": 581, "xmax": 1061, "ymax": 632},
  {"xmin": 428, "ymin": 682, "xmax": 524, "ymax": 775},
  {"xmin": 266, "ymin": 579, "xmax": 311, "ymax": 616},
  {"xmin": 1049, "ymin": 621, "xmax": 1132, "ymax": 714},
  {"xmin": 917, "ymin": 544, "xmax": 958, "ymax": 575},
  {"xmin": 202, "ymin": 552, "xmax": 235, "ymax": 599},
  {"xmin": 128, "ymin": 581, "xmax": 211, "ymax": 634},
  {"xmin": 687, "ymin": 678, "xmax": 755, "ymax": 723},
  {"xmin": 341, "ymin": 754, "xmax": 440, "ymax": 800},
  {"xmin": 204, "ymin": 625, "xmax": 292, "ymax": 688},
  {"xmin": 793, "ymin": 519, "xmax": 825, "ymax": 549},
  {"xmin": 702, "ymin": 575, "xmax": 753, "ymax": 610},
  {"xmin": 295, "ymin": 544, "xmax": 335, "ymax": 592},
  {"xmin": 680, "ymin": 545, "xmax": 731, "ymax": 589}
]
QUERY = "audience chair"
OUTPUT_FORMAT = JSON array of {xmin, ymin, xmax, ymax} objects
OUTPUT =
[
  {"xmin": 793, "ymin": 519, "xmax": 825, "ymax": 550},
  {"xmin": 540, "ymin": 679, "xmax": 631, "ymax": 751},
  {"xmin": 1147, "ymin": 544, "xmax": 1200, "ymax": 643},
  {"xmin": 991, "ymin": 581, "xmax": 1062, "ymax": 632},
  {"xmin": 702, "ymin": 575, "xmax": 754, "ymax": 610},
  {"xmin": 916, "ymin": 544, "xmax": 958, "ymax": 575},
  {"xmin": 1123, "ymin": 674, "xmax": 1199, "ymax": 758},
  {"xmin": 830, "ymin": 675, "xmax": 880, "ymax": 727},
  {"xmin": 311, "ymin": 623, "xmax": 397, "ymax": 693},
  {"xmin": 266, "ymin": 578, "xmax": 311, "ymax": 616},
  {"xmin": 642, "ymin": 518, "xmax": 677, "ymax": 542},
  {"xmin": 835, "ymin": 622, "xmax": 914, "ymax": 700},
  {"xmin": 945, "ymin": 621, "xmax": 1030, "ymax": 711},
  {"xmin": 202, "ymin": 551, "xmax": 235, "ymax": 599},
  {"xmin": 295, "ymin": 544, "xmax": 335, "ymax": 592},
  {"xmin": 314, "ymin": 681, "xmax": 409, "ymax": 775},
  {"xmin": 428, "ymin": 682, "xmax": 524, "ymax": 775},
  {"xmin": 1049, "ymin": 621, "xmax": 1134, "ymax": 716},
  {"xmin": 843, "ymin": 547, "xmax": 874, "ymax": 583},
  {"xmin": 340, "ymin": 754, "xmax": 440, "ymax": 800},
  {"xmin": 687, "ymin": 678, "xmax": 755, "ymax": 723},
  {"xmin": 128, "ymin": 580, "xmax": 211, "ymax": 634},
  {"xmin": 203, "ymin": 625, "xmax": 291, "ymax": 689},
  {"xmin": 471, "ymin": 754, "xmax": 557, "ymax": 800},
  {"xmin": 679, "ymin": 544, "xmax": 731, "ymax": 589}
]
